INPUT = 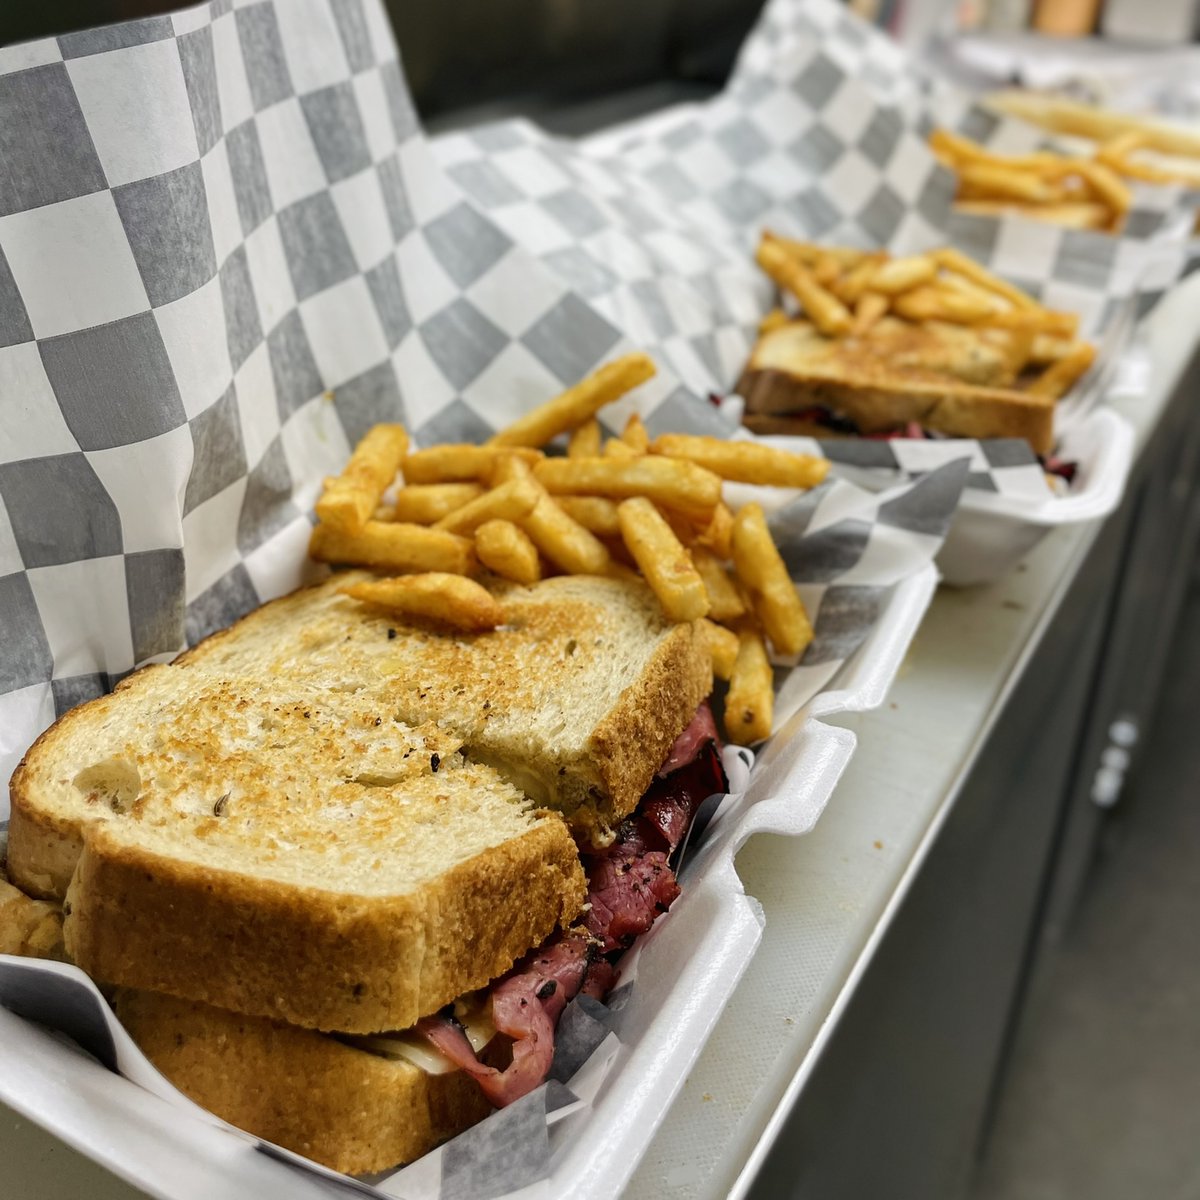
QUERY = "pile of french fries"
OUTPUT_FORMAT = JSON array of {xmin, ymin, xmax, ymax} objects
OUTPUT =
[
  {"xmin": 755, "ymin": 232, "xmax": 1095, "ymax": 400},
  {"xmin": 309, "ymin": 353, "xmax": 831, "ymax": 743}
]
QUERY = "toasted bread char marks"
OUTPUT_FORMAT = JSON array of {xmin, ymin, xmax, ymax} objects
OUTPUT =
[
  {"xmin": 739, "ymin": 319, "xmax": 1056, "ymax": 454},
  {"xmin": 114, "ymin": 990, "xmax": 492, "ymax": 1175},
  {"xmin": 174, "ymin": 572, "xmax": 712, "ymax": 837}
]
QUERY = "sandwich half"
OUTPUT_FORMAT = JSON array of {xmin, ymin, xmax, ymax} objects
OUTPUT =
[
  {"xmin": 738, "ymin": 318, "xmax": 1056, "ymax": 454},
  {"xmin": 4, "ymin": 572, "xmax": 717, "ymax": 1172}
]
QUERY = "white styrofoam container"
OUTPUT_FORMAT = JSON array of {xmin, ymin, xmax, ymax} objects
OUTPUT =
[
  {"xmin": 937, "ymin": 406, "xmax": 1135, "ymax": 586},
  {"xmin": 0, "ymin": 563, "xmax": 938, "ymax": 1200}
]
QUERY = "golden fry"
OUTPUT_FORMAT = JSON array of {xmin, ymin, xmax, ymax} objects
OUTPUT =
[
  {"xmin": 603, "ymin": 437, "xmax": 640, "ymax": 459},
  {"xmin": 651, "ymin": 433, "xmax": 829, "ymax": 489},
  {"xmin": 519, "ymin": 490, "xmax": 612, "ymax": 576},
  {"xmin": 724, "ymin": 628, "xmax": 773, "ymax": 743},
  {"xmin": 931, "ymin": 248, "xmax": 1038, "ymax": 311},
  {"xmin": 812, "ymin": 253, "xmax": 843, "ymax": 286},
  {"xmin": 1030, "ymin": 334, "xmax": 1075, "ymax": 364},
  {"xmin": 390, "ymin": 483, "xmax": 484, "ymax": 525},
  {"xmin": 474, "ymin": 519, "xmax": 541, "ymax": 585},
  {"xmin": 1026, "ymin": 341, "xmax": 1096, "ymax": 399},
  {"xmin": 866, "ymin": 255, "xmax": 937, "ymax": 295},
  {"xmin": 834, "ymin": 254, "xmax": 888, "ymax": 305},
  {"xmin": 957, "ymin": 162, "xmax": 1059, "ymax": 204},
  {"xmin": 567, "ymin": 419, "xmax": 602, "ymax": 458},
  {"xmin": 952, "ymin": 198, "xmax": 1111, "ymax": 230},
  {"xmin": 403, "ymin": 444, "xmax": 542, "ymax": 484},
  {"xmin": 892, "ymin": 285, "xmax": 994, "ymax": 324},
  {"xmin": 937, "ymin": 272, "xmax": 1007, "ymax": 316},
  {"xmin": 534, "ymin": 456, "xmax": 722, "ymax": 522},
  {"xmin": 617, "ymin": 498, "xmax": 709, "ymax": 622},
  {"xmin": 1072, "ymin": 159, "xmax": 1132, "ymax": 215},
  {"xmin": 342, "ymin": 573, "xmax": 504, "ymax": 632},
  {"xmin": 695, "ymin": 502, "xmax": 734, "ymax": 560},
  {"xmin": 762, "ymin": 235, "xmax": 865, "ymax": 268},
  {"xmin": 621, "ymin": 413, "xmax": 650, "ymax": 452},
  {"xmin": 691, "ymin": 546, "xmax": 746, "ymax": 623},
  {"xmin": 756, "ymin": 238, "xmax": 852, "ymax": 337},
  {"xmin": 310, "ymin": 521, "xmax": 475, "ymax": 576},
  {"xmin": 852, "ymin": 291, "xmax": 889, "ymax": 335},
  {"xmin": 489, "ymin": 453, "xmax": 534, "ymax": 486},
  {"xmin": 488, "ymin": 353, "xmax": 656, "ymax": 448},
  {"xmin": 982, "ymin": 308, "xmax": 1079, "ymax": 338},
  {"xmin": 432, "ymin": 477, "xmax": 541, "ymax": 535},
  {"xmin": 759, "ymin": 307, "xmax": 791, "ymax": 336},
  {"xmin": 699, "ymin": 618, "xmax": 740, "ymax": 681},
  {"xmin": 315, "ymin": 423, "xmax": 408, "ymax": 534},
  {"xmin": 554, "ymin": 496, "xmax": 622, "ymax": 537},
  {"xmin": 732, "ymin": 503, "xmax": 813, "ymax": 657}
]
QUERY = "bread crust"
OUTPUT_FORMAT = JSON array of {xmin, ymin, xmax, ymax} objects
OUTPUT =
[
  {"xmin": 113, "ymin": 990, "xmax": 493, "ymax": 1175},
  {"xmin": 738, "ymin": 367, "xmax": 1055, "ymax": 455},
  {"xmin": 588, "ymin": 620, "xmax": 713, "ymax": 836},
  {"xmin": 65, "ymin": 819, "xmax": 584, "ymax": 1034}
]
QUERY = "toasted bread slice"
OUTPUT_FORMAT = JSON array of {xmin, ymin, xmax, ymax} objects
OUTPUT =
[
  {"xmin": 10, "ymin": 671, "xmax": 584, "ymax": 1033},
  {"xmin": 738, "ymin": 319, "xmax": 1056, "ymax": 455},
  {"xmin": 0, "ymin": 868, "xmax": 489, "ymax": 1174},
  {"xmin": 169, "ymin": 572, "xmax": 711, "ymax": 842},
  {"xmin": 113, "ymin": 990, "xmax": 492, "ymax": 1175}
]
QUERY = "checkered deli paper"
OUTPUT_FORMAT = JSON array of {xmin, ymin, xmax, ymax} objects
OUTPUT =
[{"xmin": 0, "ymin": 0, "xmax": 966, "ymax": 1194}]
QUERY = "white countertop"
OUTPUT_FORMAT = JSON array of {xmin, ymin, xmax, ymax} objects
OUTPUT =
[{"xmin": 4, "ymin": 278, "xmax": 1197, "ymax": 1200}]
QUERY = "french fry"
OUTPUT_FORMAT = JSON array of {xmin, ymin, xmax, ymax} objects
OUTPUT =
[
  {"xmin": 931, "ymin": 248, "xmax": 1038, "ymax": 311},
  {"xmin": 700, "ymin": 618, "xmax": 740, "ymax": 681},
  {"xmin": 756, "ymin": 238, "xmax": 853, "ymax": 337},
  {"xmin": 621, "ymin": 413, "xmax": 650, "ymax": 452},
  {"xmin": 403, "ymin": 444, "xmax": 542, "ymax": 484},
  {"xmin": 617, "ymin": 498, "xmax": 709, "ymax": 622},
  {"xmin": 474, "ymin": 519, "xmax": 541, "ymax": 585},
  {"xmin": 724, "ymin": 628, "xmax": 773, "ymax": 743},
  {"xmin": 691, "ymin": 546, "xmax": 746, "ymax": 623},
  {"xmin": 852, "ymin": 291, "xmax": 889, "ymax": 336},
  {"xmin": 567, "ymin": 419, "xmax": 602, "ymax": 458},
  {"xmin": 390, "ymin": 483, "xmax": 484, "ymax": 525},
  {"xmin": 866, "ymin": 255, "xmax": 937, "ymax": 295},
  {"xmin": 315, "ymin": 424, "xmax": 408, "ymax": 534},
  {"xmin": 488, "ymin": 353, "xmax": 656, "ymax": 448},
  {"xmin": 342, "ymin": 573, "xmax": 504, "ymax": 632},
  {"xmin": 695, "ymin": 501, "xmax": 734, "ymax": 560},
  {"xmin": 489, "ymin": 453, "xmax": 533, "ymax": 485},
  {"xmin": 651, "ymin": 434, "xmax": 829, "ymax": 489},
  {"xmin": 603, "ymin": 437, "xmax": 639, "ymax": 459},
  {"xmin": 732, "ymin": 503, "xmax": 813, "ymax": 657},
  {"xmin": 518, "ymin": 489, "xmax": 612, "ymax": 576},
  {"xmin": 310, "ymin": 521, "xmax": 475, "ymax": 575},
  {"xmin": 759, "ymin": 307, "xmax": 791, "ymax": 336},
  {"xmin": 534, "ymin": 456, "xmax": 722, "ymax": 523},
  {"xmin": 982, "ymin": 308, "xmax": 1079, "ymax": 338},
  {"xmin": 985, "ymin": 90, "xmax": 1200, "ymax": 160},
  {"xmin": 952, "ymin": 199, "xmax": 1111, "ymax": 230},
  {"xmin": 763, "ymin": 235, "xmax": 865, "ymax": 268},
  {"xmin": 1030, "ymin": 333, "xmax": 1075, "ymax": 364},
  {"xmin": 555, "ymin": 496, "xmax": 622, "ymax": 537},
  {"xmin": 834, "ymin": 254, "xmax": 888, "ymax": 305},
  {"xmin": 1026, "ymin": 341, "xmax": 1096, "ymax": 399},
  {"xmin": 937, "ymin": 272, "xmax": 1007, "ymax": 316},
  {"xmin": 812, "ymin": 253, "xmax": 843, "ymax": 286},
  {"xmin": 432, "ymin": 477, "xmax": 541, "ymax": 535},
  {"xmin": 1071, "ymin": 159, "xmax": 1133, "ymax": 217},
  {"xmin": 957, "ymin": 162, "xmax": 1059, "ymax": 204},
  {"xmin": 892, "ymin": 285, "xmax": 995, "ymax": 324}
]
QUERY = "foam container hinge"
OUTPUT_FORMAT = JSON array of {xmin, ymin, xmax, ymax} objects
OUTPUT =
[{"xmin": 0, "ymin": 564, "xmax": 937, "ymax": 1200}]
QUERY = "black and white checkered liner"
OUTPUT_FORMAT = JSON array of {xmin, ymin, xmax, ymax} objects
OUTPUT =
[{"xmin": 435, "ymin": 0, "xmax": 1196, "ymax": 409}]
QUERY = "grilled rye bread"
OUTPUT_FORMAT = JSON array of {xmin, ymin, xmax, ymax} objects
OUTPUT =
[
  {"xmin": 7, "ymin": 573, "xmax": 708, "ymax": 1030},
  {"xmin": 738, "ymin": 318, "xmax": 1056, "ymax": 454}
]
